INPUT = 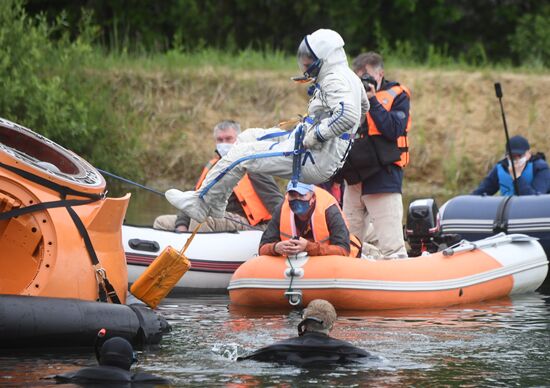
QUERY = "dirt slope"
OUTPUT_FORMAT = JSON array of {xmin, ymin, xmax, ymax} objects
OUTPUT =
[{"xmin": 109, "ymin": 66, "xmax": 550, "ymax": 205}]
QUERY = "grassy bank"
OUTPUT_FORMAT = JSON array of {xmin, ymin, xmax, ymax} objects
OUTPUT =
[
  {"xmin": 96, "ymin": 55, "xmax": 549, "ymax": 207},
  {"xmin": 3, "ymin": 0, "xmax": 549, "ymax": 210}
]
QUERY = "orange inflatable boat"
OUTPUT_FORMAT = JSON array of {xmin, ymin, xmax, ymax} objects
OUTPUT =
[
  {"xmin": 0, "ymin": 117, "xmax": 167, "ymax": 348},
  {"xmin": 229, "ymin": 234, "xmax": 548, "ymax": 310}
]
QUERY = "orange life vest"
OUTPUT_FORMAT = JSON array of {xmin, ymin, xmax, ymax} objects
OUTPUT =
[
  {"xmin": 366, "ymin": 84, "xmax": 411, "ymax": 167},
  {"xmin": 279, "ymin": 187, "xmax": 360, "ymax": 257},
  {"xmin": 195, "ymin": 155, "xmax": 272, "ymax": 226}
]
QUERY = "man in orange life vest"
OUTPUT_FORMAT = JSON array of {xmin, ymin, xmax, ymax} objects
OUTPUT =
[
  {"xmin": 338, "ymin": 52, "xmax": 410, "ymax": 259},
  {"xmin": 258, "ymin": 181, "xmax": 359, "ymax": 258},
  {"xmin": 153, "ymin": 120, "xmax": 283, "ymax": 232}
]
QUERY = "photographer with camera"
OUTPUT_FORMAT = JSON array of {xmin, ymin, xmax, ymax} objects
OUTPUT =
[{"xmin": 338, "ymin": 52, "xmax": 411, "ymax": 259}]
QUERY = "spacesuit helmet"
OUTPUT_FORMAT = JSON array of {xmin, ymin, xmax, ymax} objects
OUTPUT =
[{"xmin": 295, "ymin": 29, "xmax": 345, "ymax": 81}]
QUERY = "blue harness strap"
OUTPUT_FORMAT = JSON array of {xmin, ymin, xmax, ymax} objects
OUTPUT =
[
  {"xmin": 199, "ymin": 121, "xmax": 321, "ymax": 198},
  {"xmin": 256, "ymin": 131, "xmax": 290, "ymax": 141},
  {"xmin": 290, "ymin": 124, "xmax": 305, "ymax": 188},
  {"xmin": 199, "ymin": 147, "xmax": 306, "ymax": 198}
]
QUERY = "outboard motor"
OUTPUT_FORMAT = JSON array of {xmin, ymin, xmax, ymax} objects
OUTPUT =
[{"xmin": 405, "ymin": 198, "xmax": 441, "ymax": 257}]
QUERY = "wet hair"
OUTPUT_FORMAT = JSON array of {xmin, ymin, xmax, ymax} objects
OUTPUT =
[
  {"xmin": 302, "ymin": 299, "xmax": 337, "ymax": 334},
  {"xmin": 352, "ymin": 52, "xmax": 384, "ymax": 73},
  {"xmin": 213, "ymin": 120, "xmax": 241, "ymax": 136},
  {"xmin": 99, "ymin": 337, "xmax": 135, "ymax": 371}
]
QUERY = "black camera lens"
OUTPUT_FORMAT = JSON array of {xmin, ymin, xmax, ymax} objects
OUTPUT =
[{"xmin": 361, "ymin": 74, "xmax": 377, "ymax": 89}]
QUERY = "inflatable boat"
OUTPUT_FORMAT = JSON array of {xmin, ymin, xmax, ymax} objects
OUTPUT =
[
  {"xmin": 405, "ymin": 194, "xmax": 550, "ymax": 292},
  {"xmin": 228, "ymin": 234, "xmax": 548, "ymax": 310},
  {"xmin": 124, "ymin": 224, "xmax": 263, "ymax": 293},
  {"xmin": 439, "ymin": 194, "xmax": 550, "ymax": 257},
  {"xmin": 0, "ymin": 117, "xmax": 168, "ymax": 348}
]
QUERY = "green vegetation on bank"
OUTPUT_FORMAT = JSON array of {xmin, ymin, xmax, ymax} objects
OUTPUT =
[
  {"xmin": 1, "ymin": 0, "xmax": 549, "ymax": 204},
  {"xmin": 24, "ymin": 0, "xmax": 550, "ymax": 68},
  {"xmin": 0, "ymin": 0, "xmax": 143, "ymax": 178}
]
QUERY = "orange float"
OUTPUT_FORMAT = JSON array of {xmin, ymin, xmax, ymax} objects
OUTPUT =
[
  {"xmin": 229, "ymin": 234, "xmax": 548, "ymax": 310},
  {"xmin": 0, "ymin": 117, "xmax": 128, "ymax": 301},
  {"xmin": 0, "ymin": 117, "xmax": 168, "ymax": 348}
]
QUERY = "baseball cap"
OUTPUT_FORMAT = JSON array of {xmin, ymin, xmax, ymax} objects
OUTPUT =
[
  {"xmin": 287, "ymin": 181, "xmax": 315, "ymax": 195},
  {"xmin": 507, "ymin": 135, "xmax": 530, "ymax": 156}
]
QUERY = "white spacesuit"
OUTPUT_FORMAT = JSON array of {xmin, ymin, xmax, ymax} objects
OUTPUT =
[{"xmin": 166, "ymin": 29, "xmax": 369, "ymax": 222}]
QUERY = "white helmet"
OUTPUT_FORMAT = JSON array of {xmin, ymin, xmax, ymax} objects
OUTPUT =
[{"xmin": 296, "ymin": 29, "xmax": 345, "ymax": 79}]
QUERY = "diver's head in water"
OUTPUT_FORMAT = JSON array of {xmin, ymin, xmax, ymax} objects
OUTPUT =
[
  {"xmin": 298, "ymin": 299, "xmax": 338, "ymax": 336},
  {"xmin": 99, "ymin": 337, "xmax": 136, "ymax": 371}
]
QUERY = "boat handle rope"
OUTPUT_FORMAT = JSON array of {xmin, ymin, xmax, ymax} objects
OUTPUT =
[
  {"xmin": 0, "ymin": 161, "xmax": 120, "ymax": 304},
  {"xmin": 442, "ymin": 232, "xmax": 536, "ymax": 256},
  {"xmin": 284, "ymin": 256, "xmax": 302, "ymax": 306}
]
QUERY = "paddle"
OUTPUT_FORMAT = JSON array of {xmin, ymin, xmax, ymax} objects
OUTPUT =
[{"xmin": 494, "ymin": 83, "xmax": 520, "ymax": 195}]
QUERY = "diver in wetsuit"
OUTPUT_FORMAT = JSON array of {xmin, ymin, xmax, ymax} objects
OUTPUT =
[
  {"xmin": 54, "ymin": 336, "xmax": 170, "ymax": 386},
  {"xmin": 238, "ymin": 299, "xmax": 371, "ymax": 366}
]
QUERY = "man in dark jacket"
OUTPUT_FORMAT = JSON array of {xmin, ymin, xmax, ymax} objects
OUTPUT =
[
  {"xmin": 339, "ymin": 52, "xmax": 410, "ymax": 259},
  {"xmin": 472, "ymin": 135, "xmax": 550, "ymax": 196},
  {"xmin": 238, "ymin": 299, "xmax": 371, "ymax": 366}
]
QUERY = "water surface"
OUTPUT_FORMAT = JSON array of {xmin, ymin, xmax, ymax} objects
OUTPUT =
[{"xmin": 1, "ymin": 293, "xmax": 549, "ymax": 387}]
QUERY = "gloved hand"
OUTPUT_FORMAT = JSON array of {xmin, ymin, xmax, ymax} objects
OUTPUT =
[{"xmin": 302, "ymin": 126, "xmax": 323, "ymax": 150}]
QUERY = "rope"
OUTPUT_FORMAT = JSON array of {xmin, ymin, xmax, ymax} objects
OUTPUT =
[{"xmin": 98, "ymin": 168, "xmax": 264, "ymax": 231}]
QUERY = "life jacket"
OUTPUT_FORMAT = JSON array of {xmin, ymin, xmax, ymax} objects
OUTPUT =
[
  {"xmin": 195, "ymin": 155, "xmax": 272, "ymax": 226},
  {"xmin": 496, "ymin": 160, "xmax": 534, "ymax": 196},
  {"xmin": 279, "ymin": 187, "xmax": 361, "ymax": 257},
  {"xmin": 366, "ymin": 84, "xmax": 411, "ymax": 167},
  {"xmin": 237, "ymin": 332, "xmax": 372, "ymax": 366}
]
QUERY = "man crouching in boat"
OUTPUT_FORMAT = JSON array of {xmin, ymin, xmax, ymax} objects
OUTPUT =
[
  {"xmin": 154, "ymin": 120, "xmax": 283, "ymax": 232},
  {"xmin": 238, "ymin": 299, "xmax": 372, "ymax": 366},
  {"xmin": 258, "ymin": 181, "xmax": 361, "ymax": 258}
]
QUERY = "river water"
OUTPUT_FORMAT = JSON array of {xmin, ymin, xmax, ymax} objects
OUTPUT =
[
  {"xmin": 2, "ymin": 180, "xmax": 549, "ymax": 386},
  {"xmin": 1, "ymin": 293, "xmax": 549, "ymax": 387}
]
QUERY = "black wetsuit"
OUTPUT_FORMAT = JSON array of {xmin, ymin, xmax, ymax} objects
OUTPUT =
[
  {"xmin": 237, "ymin": 331, "xmax": 371, "ymax": 366},
  {"xmin": 54, "ymin": 365, "xmax": 170, "ymax": 386}
]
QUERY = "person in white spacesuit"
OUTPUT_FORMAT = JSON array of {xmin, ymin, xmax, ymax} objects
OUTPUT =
[{"xmin": 166, "ymin": 28, "xmax": 369, "ymax": 223}]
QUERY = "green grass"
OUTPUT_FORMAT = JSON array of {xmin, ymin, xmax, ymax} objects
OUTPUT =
[{"xmin": 88, "ymin": 45, "xmax": 550, "ymax": 75}]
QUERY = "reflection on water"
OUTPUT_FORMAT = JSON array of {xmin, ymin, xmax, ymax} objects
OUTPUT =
[{"xmin": 2, "ymin": 293, "xmax": 549, "ymax": 386}]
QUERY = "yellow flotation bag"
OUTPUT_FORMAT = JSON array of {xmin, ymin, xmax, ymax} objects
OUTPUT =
[{"xmin": 130, "ymin": 224, "xmax": 200, "ymax": 308}]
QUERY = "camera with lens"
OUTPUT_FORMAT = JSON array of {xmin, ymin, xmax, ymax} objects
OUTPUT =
[{"xmin": 361, "ymin": 74, "xmax": 377, "ymax": 90}]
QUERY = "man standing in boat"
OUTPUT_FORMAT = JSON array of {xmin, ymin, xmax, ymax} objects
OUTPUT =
[
  {"xmin": 164, "ymin": 29, "xmax": 369, "ymax": 225},
  {"xmin": 238, "ymin": 299, "xmax": 372, "ymax": 366},
  {"xmin": 154, "ymin": 120, "xmax": 283, "ymax": 232},
  {"xmin": 337, "ymin": 52, "xmax": 411, "ymax": 259},
  {"xmin": 472, "ymin": 135, "xmax": 550, "ymax": 196},
  {"xmin": 258, "ymin": 181, "xmax": 360, "ymax": 258}
]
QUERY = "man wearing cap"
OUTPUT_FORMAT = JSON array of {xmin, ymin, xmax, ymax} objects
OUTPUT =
[
  {"xmin": 238, "ymin": 299, "xmax": 372, "ymax": 366},
  {"xmin": 472, "ymin": 135, "xmax": 550, "ymax": 196},
  {"xmin": 258, "ymin": 181, "xmax": 357, "ymax": 257}
]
